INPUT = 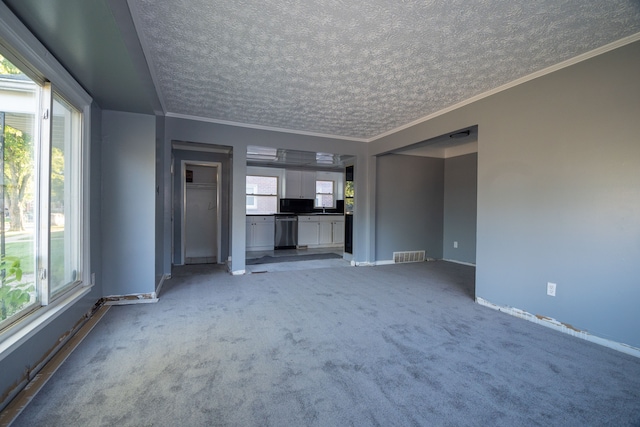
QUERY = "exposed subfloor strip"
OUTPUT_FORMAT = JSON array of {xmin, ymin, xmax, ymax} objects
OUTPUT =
[{"xmin": 0, "ymin": 305, "xmax": 111, "ymax": 427}]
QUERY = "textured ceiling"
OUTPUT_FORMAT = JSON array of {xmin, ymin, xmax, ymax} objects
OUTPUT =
[{"xmin": 130, "ymin": 0, "xmax": 640, "ymax": 141}]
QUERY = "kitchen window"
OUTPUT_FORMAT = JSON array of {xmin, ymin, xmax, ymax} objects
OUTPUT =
[
  {"xmin": 315, "ymin": 180, "xmax": 335, "ymax": 209},
  {"xmin": 246, "ymin": 175, "xmax": 278, "ymax": 214},
  {"xmin": 0, "ymin": 45, "xmax": 87, "ymax": 333}
]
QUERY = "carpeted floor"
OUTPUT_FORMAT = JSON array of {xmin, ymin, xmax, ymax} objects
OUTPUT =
[{"xmin": 12, "ymin": 262, "xmax": 640, "ymax": 426}]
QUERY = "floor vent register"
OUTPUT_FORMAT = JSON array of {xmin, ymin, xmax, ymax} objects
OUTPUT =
[{"xmin": 393, "ymin": 250, "xmax": 426, "ymax": 263}]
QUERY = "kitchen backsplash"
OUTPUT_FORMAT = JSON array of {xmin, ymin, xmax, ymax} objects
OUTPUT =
[{"xmin": 280, "ymin": 198, "xmax": 344, "ymax": 214}]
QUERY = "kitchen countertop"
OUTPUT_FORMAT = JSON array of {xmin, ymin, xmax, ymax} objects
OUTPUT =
[{"xmin": 247, "ymin": 213, "xmax": 344, "ymax": 216}]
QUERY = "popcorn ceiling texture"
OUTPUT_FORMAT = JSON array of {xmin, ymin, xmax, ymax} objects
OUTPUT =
[{"xmin": 132, "ymin": 0, "xmax": 640, "ymax": 139}]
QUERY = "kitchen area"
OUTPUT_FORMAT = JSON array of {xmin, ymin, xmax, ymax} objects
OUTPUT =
[{"xmin": 245, "ymin": 146, "xmax": 354, "ymax": 269}]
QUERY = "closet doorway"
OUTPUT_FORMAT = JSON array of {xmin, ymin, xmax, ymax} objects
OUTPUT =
[{"xmin": 182, "ymin": 162, "xmax": 221, "ymax": 264}]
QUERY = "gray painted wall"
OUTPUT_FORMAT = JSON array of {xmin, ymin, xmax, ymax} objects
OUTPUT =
[
  {"xmin": 155, "ymin": 115, "xmax": 167, "ymax": 287},
  {"xmin": 443, "ymin": 153, "xmax": 477, "ymax": 264},
  {"xmin": 172, "ymin": 149, "xmax": 232, "ymax": 265},
  {"xmin": 474, "ymin": 42, "xmax": 640, "ymax": 347},
  {"xmin": 0, "ymin": 102, "xmax": 104, "ymax": 411},
  {"xmin": 164, "ymin": 117, "xmax": 370, "ymax": 272},
  {"xmin": 101, "ymin": 110, "xmax": 156, "ymax": 296},
  {"xmin": 375, "ymin": 154, "xmax": 444, "ymax": 261},
  {"xmin": 370, "ymin": 41, "xmax": 640, "ymax": 349},
  {"xmin": 90, "ymin": 102, "xmax": 103, "ymax": 296}
]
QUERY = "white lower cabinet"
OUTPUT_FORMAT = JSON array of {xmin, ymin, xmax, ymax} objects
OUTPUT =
[
  {"xmin": 297, "ymin": 215, "xmax": 344, "ymax": 248},
  {"xmin": 332, "ymin": 220, "xmax": 345, "ymax": 245},
  {"xmin": 298, "ymin": 219, "xmax": 319, "ymax": 246},
  {"xmin": 246, "ymin": 216, "xmax": 275, "ymax": 251},
  {"xmin": 318, "ymin": 221, "xmax": 333, "ymax": 245}
]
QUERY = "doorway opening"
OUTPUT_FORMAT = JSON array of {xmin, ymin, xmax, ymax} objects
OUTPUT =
[{"xmin": 182, "ymin": 161, "xmax": 222, "ymax": 265}]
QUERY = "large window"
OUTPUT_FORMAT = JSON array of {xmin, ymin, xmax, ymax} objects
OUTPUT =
[
  {"xmin": 315, "ymin": 180, "xmax": 335, "ymax": 209},
  {"xmin": 246, "ymin": 175, "xmax": 278, "ymax": 214},
  {"xmin": 0, "ymin": 53, "xmax": 84, "ymax": 329},
  {"xmin": 50, "ymin": 93, "xmax": 82, "ymax": 296}
]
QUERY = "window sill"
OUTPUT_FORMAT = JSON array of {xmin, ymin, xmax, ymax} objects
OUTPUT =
[{"xmin": 0, "ymin": 284, "xmax": 92, "ymax": 363}]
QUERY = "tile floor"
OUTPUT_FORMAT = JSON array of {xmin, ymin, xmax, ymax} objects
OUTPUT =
[{"xmin": 245, "ymin": 247, "xmax": 351, "ymax": 273}]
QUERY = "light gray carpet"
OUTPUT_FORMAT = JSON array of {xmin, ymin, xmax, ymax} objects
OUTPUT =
[{"xmin": 12, "ymin": 262, "xmax": 640, "ymax": 426}]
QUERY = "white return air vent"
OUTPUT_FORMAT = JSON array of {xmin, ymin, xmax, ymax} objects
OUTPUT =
[{"xmin": 393, "ymin": 250, "xmax": 426, "ymax": 264}]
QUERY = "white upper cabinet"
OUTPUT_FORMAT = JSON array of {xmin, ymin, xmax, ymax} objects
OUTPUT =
[{"xmin": 285, "ymin": 170, "xmax": 316, "ymax": 199}]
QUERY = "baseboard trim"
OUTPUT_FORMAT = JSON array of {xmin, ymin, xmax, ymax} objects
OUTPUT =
[
  {"xmin": 375, "ymin": 260, "xmax": 395, "ymax": 266},
  {"xmin": 0, "ymin": 304, "xmax": 111, "ymax": 425},
  {"xmin": 354, "ymin": 261, "xmax": 376, "ymax": 267},
  {"xmin": 476, "ymin": 297, "xmax": 640, "ymax": 359},
  {"xmin": 155, "ymin": 274, "xmax": 170, "ymax": 297},
  {"xmin": 103, "ymin": 293, "xmax": 159, "ymax": 306},
  {"xmin": 442, "ymin": 259, "xmax": 476, "ymax": 267}
]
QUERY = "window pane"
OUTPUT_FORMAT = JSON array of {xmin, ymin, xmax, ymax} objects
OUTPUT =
[
  {"xmin": 0, "ymin": 54, "xmax": 38, "ymax": 325},
  {"xmin": 246, "ymin": 195, "xmax": 277, "ymax": 214},
  {"xmin": 316, "ymin": 180, "xmax": 333, "ymax": 193},
  {"xmin": 316, "ymin": 194, "xmax": 334, "ymax": 208},
  {"xmin": 345, "ymin": 180, "xmax": 354, "ymax": 212},
  {"xmin": 246, "ymin": 175, "xmax": 277, "ymax": 195},
  {"xmin": 49, "ymin": 93, "xmax": 81, "ymax": 296},
  {"xmin": 246, "ymin": 176, "xmax": 278, "ymax": 214},
  {"xmin": 315, "ymin": 180, "xmax": 334, "ymax": 208}
]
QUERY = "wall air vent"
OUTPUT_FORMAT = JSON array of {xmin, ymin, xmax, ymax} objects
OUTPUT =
[{"xmin": 393, "ymin": 250, "xmax": 426, "ymax": 263}]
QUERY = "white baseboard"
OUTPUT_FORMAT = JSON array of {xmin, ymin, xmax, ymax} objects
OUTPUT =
[
  {"xmin": 353, "ymin": 261, "xmax": 376, "ymax": 266},
  {"xmin": 155, "ymin": 273, "xmax": 171, "ymax": 297},
  {"xmin": 442, "ymin": 258, "xmax": 476, "ymax": 267},
  {"xmin": 375, "ymin": 260, "xmax": 395, "ymax": 266},
  {"xmin": 476, "ymin": 297, "xmax": 640, "ymax": 359},
  {"xmin": 231, "ymin": 269, "xmax": 246, "ymax": 276}
]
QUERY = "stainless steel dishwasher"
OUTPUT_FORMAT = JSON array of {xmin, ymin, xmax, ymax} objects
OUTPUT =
[{"xmin": 274, "ymin": 214, "xmax": 298, "ymax": 249}]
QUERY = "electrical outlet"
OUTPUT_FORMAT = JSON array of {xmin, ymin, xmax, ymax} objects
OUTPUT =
[
  {"xmin": 91, "ymin": 273, "xmax": 96, "ymax": 286},
  {"xmin": 453, "ymin": 241, "xmax": 458, "ymax": 248},
  {"xmin": 547, "ymin": 282, "xmax": 556, "ymax": 296}
]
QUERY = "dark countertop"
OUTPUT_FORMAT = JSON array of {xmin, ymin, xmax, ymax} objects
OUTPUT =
[{"xmin": 247, "ymin": 212, "xmax": 344, "ymax": 216}]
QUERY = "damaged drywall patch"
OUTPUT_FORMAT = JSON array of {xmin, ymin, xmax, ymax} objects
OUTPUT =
[
  {"xmin": 561, "ymin": 322, "xmax": 582, "ymax": 333},
  {"xmin": 476, "ymin": 297, "xmax": 640, "ymax": 359},
  {"xmin": 102, "ymin": 293, "xmax": 158, "ymax": 306}
]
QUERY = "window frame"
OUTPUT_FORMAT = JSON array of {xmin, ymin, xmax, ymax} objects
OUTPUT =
[
  {"xmin": 245, "ymin": 183, "xmax": 258, "ymax": 210},
  {"xmin": 245, "ymin": 175, "xmax": 278, "ymax": 214},
  {"xmin": 315, "ymin": 179, "xmax": 336, "ymax": 209},
  {"xmin": 0, "ymin": 3, "xmax": 92, "ymax": 358}
]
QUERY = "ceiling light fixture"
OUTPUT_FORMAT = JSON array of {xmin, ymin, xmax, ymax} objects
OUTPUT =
[{"xmin": 247, "ymin": 145, "xmax": 278, "ymax": 160}]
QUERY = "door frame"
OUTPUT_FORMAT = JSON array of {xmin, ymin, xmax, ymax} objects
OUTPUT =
[{"xmin": 180, "ymin": 160, "xmax": 222, "ymax": 264}]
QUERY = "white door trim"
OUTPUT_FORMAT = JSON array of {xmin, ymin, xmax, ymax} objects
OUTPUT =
[{"xmin": 180, "ymin": 161, "xmax": 222, "ymax": 264}]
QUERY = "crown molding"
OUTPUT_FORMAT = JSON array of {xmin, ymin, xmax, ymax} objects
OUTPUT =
[
  {"xmin": 165, "ymin": 112, "xmax": 369, "ymax": 143},
  {"xmin": 161, "ymin": 32, "xmax": 640, "ymax": 144},
  {"xmin": 368, "ymin": 32, "xmax": 640, "ymax": 143}
]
